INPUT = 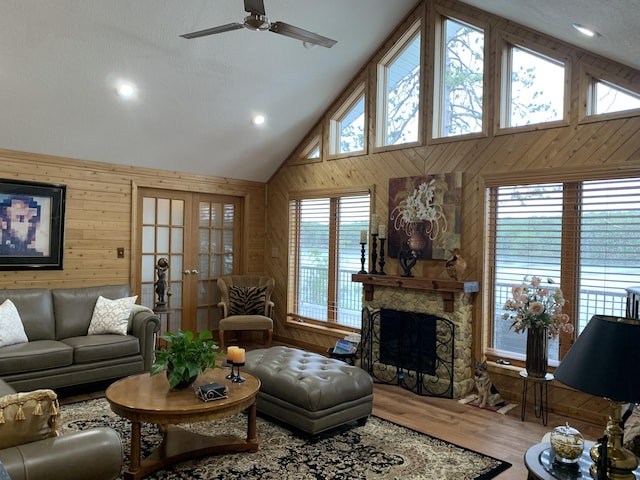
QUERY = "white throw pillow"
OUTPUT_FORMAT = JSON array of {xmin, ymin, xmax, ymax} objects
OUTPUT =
[
  {"xmin": 88, "ymin": 295, "xmax": 138, "ymax": 335},
  {"xmin": 0, "ymin": 299, "xmax": 28, "ymax": 347}
]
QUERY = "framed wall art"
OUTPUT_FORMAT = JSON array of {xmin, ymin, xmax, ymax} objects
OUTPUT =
[
  {"xmin": 0, "ymin": 179, "xmax": 66, "ymax": 270},
  {"xmin": 388, "ymin": 172, "xmax": 462, "ymax": 260}
]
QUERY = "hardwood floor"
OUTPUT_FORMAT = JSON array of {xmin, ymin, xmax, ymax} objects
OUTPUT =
[{"xmin": 372, "ymin": 383, "xmax": 604, "ymax": 479}]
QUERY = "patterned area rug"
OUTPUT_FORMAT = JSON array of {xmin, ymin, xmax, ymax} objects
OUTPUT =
[{"xmin": 60, "ymin": 398, "xmax": 511, "ymax": 480}]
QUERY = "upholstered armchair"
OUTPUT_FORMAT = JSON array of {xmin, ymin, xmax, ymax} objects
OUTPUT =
[{"xmin": 217, "ymin": 275, "xmax": 274, "ymax": 351}]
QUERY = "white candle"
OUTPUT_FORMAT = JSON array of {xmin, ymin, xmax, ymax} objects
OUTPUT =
[
  {"xmin": 360, "ymin": 230, "xmax": 367, "ymax": 244},
  {"xmin": 371, "ymin": 214, "xmax": 379, "ymax": 235},
  {"xmin": 236, "ymin": 348, "xmax": 246, "ymax": 363},
  {"xmin": 227, "ymin": 346, "xmax": 238, "ymax": 363},
  {"xmin": 378, "ymin": 224, "xmax": 386, "ymax": 239}
]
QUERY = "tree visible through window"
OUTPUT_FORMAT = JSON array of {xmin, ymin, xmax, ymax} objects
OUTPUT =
[{"xmin": 436, "ymin": 17, "xmax": 484, "ymax": 137}]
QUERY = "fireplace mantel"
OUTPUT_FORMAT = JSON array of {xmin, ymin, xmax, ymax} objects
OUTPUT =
[{"xmin": 351, "ymin": 274, "xmax": 479, "ymax": 312}]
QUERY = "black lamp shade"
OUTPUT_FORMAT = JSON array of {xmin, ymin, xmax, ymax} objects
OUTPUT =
[{"xmin": 554, "ymin": 315, "xmax": 640, "ymax": 403}]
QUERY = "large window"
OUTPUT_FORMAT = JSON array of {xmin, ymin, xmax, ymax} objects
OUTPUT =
[
  {"xmin": 487, "ymin": 177, "xmax": 640, "ymax": 362},
  {"xmin": 376, "ymin": 21, "xmax": 421, "ymax": 146},
  {"xmin": 288, "ymin": 191, "xmax": 370, "ymax": 329},
  {"xmin": 503, "ymin": 45, "xmax": 565, "ymax": 128},
  {"xmin": 434, "ymin": 16, "xmax": 484, "ymax": 138}
]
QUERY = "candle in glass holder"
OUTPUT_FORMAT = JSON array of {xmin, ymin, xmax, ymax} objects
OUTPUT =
[
  {"xmin": 360, "ymin": 230, "xmax": 367, "ymax": 244},
  {"xmin": 378, "ymin": 224, "xmax": 386, "ymax": 239}
]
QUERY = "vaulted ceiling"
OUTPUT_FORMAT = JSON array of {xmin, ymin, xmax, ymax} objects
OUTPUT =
[{"xmin": 1, "ymin": 1, "xmax": 638, "ymax": 182}]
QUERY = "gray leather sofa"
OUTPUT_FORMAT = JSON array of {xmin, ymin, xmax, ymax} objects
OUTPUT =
[
  {"xmin": 0, "ymin": 379, "xmax": 123, "ymax": 480},
  {"xmin": 0, "ymin": 284, "xmax": 159, "ymax": 391}
]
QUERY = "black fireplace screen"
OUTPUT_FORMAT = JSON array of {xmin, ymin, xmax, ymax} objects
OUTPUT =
[
  {"xmin": 361, "ymin": 307, "xmax": 455, "ymax": 398},
  {"xmin": 379, "ymin": 308, "xmax": 437, "ymax": 376}
]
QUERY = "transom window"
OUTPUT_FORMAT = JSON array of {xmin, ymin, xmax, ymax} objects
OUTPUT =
[
  {"xmin": 376, "ymin": 20, "xmax": 421, "ymax": 147},
  {"xmin": 329, "ymin": 83, "xmax": 366, "ymax": 155},
  {"xmin": 503, "ymin": 45, "xmax": 565, "ymax": 128},
  {"xmin": 434, "ymin": 16, "xmax": 484, "ymax": 138},
  {"xmin": 589, "ymin": 79, "xmax": 640, "ymax": 116}
]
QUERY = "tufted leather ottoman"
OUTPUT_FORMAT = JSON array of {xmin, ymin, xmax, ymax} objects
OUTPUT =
[{"xmin": 243, "ymin": 346, "xmax": 373, "ymax": 435}]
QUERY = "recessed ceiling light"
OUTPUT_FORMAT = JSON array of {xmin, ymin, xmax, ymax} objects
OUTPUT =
[
  {"xmin": 251, "ymin": 114, "xmax": 266, "ymax": 126},
  {"xmin": 116, "ymin": 82, "xmax": 137, "ymax": 99},
  {"xmin": 572, "ymin": 23, "xmax": 600, "ymax": 38}
]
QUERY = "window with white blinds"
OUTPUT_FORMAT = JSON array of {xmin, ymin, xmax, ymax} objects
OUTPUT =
[
  {"xmin": 288, "ymin": 192, "xmax": 370, "ymax": 329},
  {"xmin": 487, "ymin": 177, "xmax": 640, "ymax": 362}
]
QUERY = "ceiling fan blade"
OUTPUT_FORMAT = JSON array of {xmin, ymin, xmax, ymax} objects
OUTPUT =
[
  {"xmin": 180, "ymin": 22, "xmax": 244, "ymax": 39},
  {"xmin": 269, "ymin": 21, "xmax": 337, "ymax": 48},
  {"xmin": 244, "ymin": 0, "xmax": 266, "ymax": 16}
]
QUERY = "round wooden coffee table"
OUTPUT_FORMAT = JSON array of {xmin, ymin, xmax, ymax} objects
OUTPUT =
[{"xmin": 105, "ymin": 368, "xmax": 260, "ymax": 480}]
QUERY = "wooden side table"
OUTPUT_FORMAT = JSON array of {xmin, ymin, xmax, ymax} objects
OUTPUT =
[{"xmin": 520, "ymin": 371, "xmax": 553, "ymax": 426}]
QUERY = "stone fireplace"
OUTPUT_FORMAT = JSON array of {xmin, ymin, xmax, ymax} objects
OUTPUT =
[{"xmin": 352, "ymin": 274, "xmax": 479, "ymax": 399}]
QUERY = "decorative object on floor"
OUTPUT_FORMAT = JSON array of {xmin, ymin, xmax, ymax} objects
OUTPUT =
[
  {"xmin": 458, "ymin": 394, "xmax": 517, "ymax": 415},
  {"xmin": 502, "ymin": 275, "xmax": 573, "ymax": 378},
  {"xmin": 388, "ymin": 173, "xmax": 462, "ymax": 260},
  {"xmin": 445, "ymin": 248, "xmax": 467, "ymax": 281},
  {"xmin": 150, "ymin": 329, "xmax": 218, "ymax": 389},
  {"xmin": 550, "ymin": 423, "xmax": 585, "ymax": 464},
  {"xmin": 473, "ymin": 360, "xmax": 503, "ymax": 409},
  {"xmin": 154, "ymin": 257, "xmax": 169, "ymax": 312},
  {"xmin": 358, "ymin": 230, "xmax": 367, "ymax": 273},
  {"xmin": 555, "ymin": 314, "xmax": 640, "ymax": 480},
  {"xmin": 60, "ymin": 398, "xmax": 511, "ymax": 480},
  {"xmin": 0, "ymin": 178, "xmax": 66, "ymax": 270},
  {"xmin": 398, "ymin": 249, "xmax": 418, "ymax": 277}
]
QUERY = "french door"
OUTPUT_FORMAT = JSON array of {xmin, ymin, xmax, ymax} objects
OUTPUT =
[{"xmin": 136, "ymin": 188, "xmax": 242, "ymax": 334}]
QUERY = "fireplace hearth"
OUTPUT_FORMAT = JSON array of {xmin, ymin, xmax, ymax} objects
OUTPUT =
[{"xmin": 353, "ymin": 274, "xmax": 478, "ymax": 398}]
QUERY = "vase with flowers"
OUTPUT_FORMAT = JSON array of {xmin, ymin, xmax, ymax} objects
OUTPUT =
[
  {"xmin": 390, "ymin": 179, "xmax": 448, "ymax": 257},
  {"xmin": 502, "ymin": 275, "xmax": 574, "ymax": 378}
]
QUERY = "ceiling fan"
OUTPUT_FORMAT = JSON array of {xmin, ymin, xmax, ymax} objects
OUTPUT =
[{"xmin": 180, "ymin": 0, "xmax": 337, "ymax": 48}]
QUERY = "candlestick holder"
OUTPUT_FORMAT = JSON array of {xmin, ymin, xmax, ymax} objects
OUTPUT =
[
  {"xmin": 358, "ymin": 242, "xmax": 367, "ymax": 274},
  {"xmin": 231, "ymin": 362, "xmax": 246, "ymax": 383},
  {"xmin": 378, "ymin": 238, "xmax": 386, "ymax": 275},
  {"xmin": 225, "ymin": 359, "xmax": 237, "ymax": 381},
  {"xmin": 369, "ymin": 234, "xmax": 379, "ymax": 274}
]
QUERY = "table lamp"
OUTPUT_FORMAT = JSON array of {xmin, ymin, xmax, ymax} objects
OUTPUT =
[{"xmin": 554, "ymin": 315, "xmax": 640, "ymax": 480}]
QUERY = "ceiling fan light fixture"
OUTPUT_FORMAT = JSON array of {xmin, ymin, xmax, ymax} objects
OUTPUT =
[
  {"xmin": 572, "ymin": 23, "xmax": 600, "ymax": 38},
  {"xmin": 244, "ymin": 14, "xmax": 270, "ymax": 31}
]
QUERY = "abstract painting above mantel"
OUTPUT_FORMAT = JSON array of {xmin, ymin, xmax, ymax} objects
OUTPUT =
[
  {"xmin": 0, "ymin": 179, "xmax": 66, "ymax": 270},
  {"xmin": 388, "ymin": 173, "xmax": 462, "ymax": 260}
]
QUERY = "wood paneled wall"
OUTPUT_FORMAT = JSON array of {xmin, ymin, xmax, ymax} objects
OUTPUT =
[
  {"xmin": 265, "ymin": 0, "xmax": 640, "ymax": 423},
  {"xmin": 0, "ymin": 149, "xmax": 266, "ymax": 290}
]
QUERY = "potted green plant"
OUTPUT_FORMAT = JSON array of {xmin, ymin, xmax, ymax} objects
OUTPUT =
[{"xmin": 150, "ymin": 329, "xmax": 219, "ymax": 389}]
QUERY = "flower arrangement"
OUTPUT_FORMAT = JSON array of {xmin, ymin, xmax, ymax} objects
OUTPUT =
[
  {"xmin": 502, "ymin": 275, "xmax": 573, "ymax": 339},
  {"xmin": 390, "ymin": 179, "xmax": 447, "ymax": 239}
]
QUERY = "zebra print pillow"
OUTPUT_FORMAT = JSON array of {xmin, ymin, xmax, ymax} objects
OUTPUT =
[{"xmin": 228, "ymin": 286, "xmax": 267, "ymax": 316}]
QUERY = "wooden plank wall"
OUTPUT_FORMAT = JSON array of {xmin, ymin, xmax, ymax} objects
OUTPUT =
[
  {"xmin": 265, "ymin": 0, "xmax": 640, "ymax": 423},
  {"xmin": 0, "ymin": 149, "xmax": 266, "ymax": 289}
]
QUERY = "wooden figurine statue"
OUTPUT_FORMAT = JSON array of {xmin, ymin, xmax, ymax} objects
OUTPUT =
[{"xmin": 445, "ymin": 248, "xmax": 467, "ymax": 281}]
